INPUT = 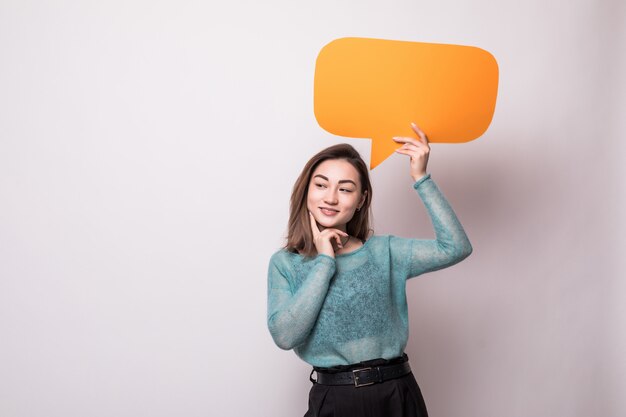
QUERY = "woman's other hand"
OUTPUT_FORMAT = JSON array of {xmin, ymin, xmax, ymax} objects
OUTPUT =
[
  {"xmin": 393, "ymin": 122, "xmax": 430, "ymax": 182},
  {"xmin": 309, "ymin": 211, "xmax": 348, "ymax": 258}
]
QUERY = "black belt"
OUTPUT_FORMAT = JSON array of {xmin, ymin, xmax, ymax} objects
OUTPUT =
[{"xmin": 311, "ymin": 362, "xmax": 411, "ymax": 387}]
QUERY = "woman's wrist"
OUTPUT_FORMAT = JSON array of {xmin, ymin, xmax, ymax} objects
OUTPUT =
[
  {"xmin": 412, "ymin": 173, "xmax": 431, "ymax": 188},
  {"xmin": 412, "ymin": 172, "xmax": 429, "ymax": 182}
]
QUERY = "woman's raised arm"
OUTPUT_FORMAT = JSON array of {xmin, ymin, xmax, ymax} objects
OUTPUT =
[
  {"xmin": 391, "ymin": 122, "xmax": 472, "ymax": 278},
  {"xmin": 393, "ymin": 175, "xmax": 472, "ymax": 279}
]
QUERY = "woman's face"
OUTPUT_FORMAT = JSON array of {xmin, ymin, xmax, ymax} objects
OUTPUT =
[{"xmin": 306, "ymin": 159, "xmax": 366, "ymax": 232}]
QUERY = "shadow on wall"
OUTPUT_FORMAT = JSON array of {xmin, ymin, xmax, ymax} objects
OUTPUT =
[{"xmin": 400, "ymin": 130, "xmax": 598, "ymax": 416}]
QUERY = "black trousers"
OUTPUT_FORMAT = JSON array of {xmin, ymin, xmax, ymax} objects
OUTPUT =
[{"xmin": 304, "ymin": 355, "xmax": 428, "ymax": 417}]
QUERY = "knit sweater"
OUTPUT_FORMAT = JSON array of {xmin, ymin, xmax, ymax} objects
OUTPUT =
[{"xmin": 267, "ymin": 175, "xmax": 472, "ymax": 367}]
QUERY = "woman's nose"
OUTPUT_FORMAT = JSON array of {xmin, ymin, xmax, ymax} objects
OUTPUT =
[{"xmin": 324, "ymin": 189, "xmax": 338, "ymax": 204}]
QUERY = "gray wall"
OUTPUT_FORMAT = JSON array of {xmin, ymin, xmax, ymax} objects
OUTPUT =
[{"xmin": 1, "ymin": 1, "xmax": 624, "ymax": 416}]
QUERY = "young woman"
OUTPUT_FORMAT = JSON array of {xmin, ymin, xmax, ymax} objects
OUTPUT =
[{"xmin": 267, "ymin": 123, "xmax": 472, "ymax": 417}]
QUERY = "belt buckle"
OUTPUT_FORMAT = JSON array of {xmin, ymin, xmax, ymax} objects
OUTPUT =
[{"xmin": 352, "ymin": 367, "xmax": 379, "ymax": 387}]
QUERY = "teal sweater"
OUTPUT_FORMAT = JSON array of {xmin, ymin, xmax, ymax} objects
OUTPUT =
[{"xmin": 267, "ymin": 175, "xmax": 472, "ymax": 367}]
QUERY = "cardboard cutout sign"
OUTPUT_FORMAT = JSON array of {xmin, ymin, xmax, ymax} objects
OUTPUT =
[{"xmin": 314, "ymin": 37, "xmax": 499, "ymax": 169}]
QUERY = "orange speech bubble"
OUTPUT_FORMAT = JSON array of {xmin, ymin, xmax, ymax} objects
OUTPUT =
[{"xmin": 314, "ymin": 37, "xmax": 499, "ymax": 169}]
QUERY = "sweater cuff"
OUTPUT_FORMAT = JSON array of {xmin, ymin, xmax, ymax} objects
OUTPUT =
[
  {"xmin": 315, "ymin": 253, "xmax": 337, "ymax": 274},
  {"xmin": 316, "ymin": 253, "xmax": 336, "ymax": 263},
  {"xmin": 412, "ymin": 173, "xmax": 432, "ymax": 189}
]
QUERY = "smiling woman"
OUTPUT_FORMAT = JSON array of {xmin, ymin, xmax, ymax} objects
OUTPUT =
[
  {"xmin": 267, "ymin": 124, "xmax": 473, "ymax": 417},
  {"xmin": 307, "ymin": 160, "xmax": 366, "ymax": 255},
  {"xmin": 284, "ymin": 144, "xmax": 373, "ymax": 258},
  {"xmin": 309, "ymin": 162, "xmax": 363, "ymax": 225}
]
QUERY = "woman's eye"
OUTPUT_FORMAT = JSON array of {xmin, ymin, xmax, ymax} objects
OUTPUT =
[
  {"xmin": 340, "ymin": 188, "xmax": 353, "ymax": 193},
  {"xmin": 315, "ymin": 183, "xmax": 327, "ymax": 189}
]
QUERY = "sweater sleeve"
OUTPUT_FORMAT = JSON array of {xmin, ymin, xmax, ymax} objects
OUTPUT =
[
  {"xmin": 267, "ymin": 253, "xmax": 336, "ymax": 350},
  {"xmin": 390, "ymin": 174, "xmax": 473, "ymax": 279}
]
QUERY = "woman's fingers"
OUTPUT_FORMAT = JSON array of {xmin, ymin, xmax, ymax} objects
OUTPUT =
[
  {"xmin": 393, "ymin": 122, "xmax": 429, "ymax": 147},
  {"xmin": 323, "ymin": 228, "xmax": 348, "ymax": 238},
  {"xmin": 395, "ymin": 143, "xmax": 427, "ymax": 156},
  {"xmin": 410, "ymin": 122, "xmax": 429, "ymax": 144},
  {"xmin": 322, "ymin": 228, "xmax": 348, "ymax": 245},
  {"xmin": 392, "ymin": 136, "xmax": 422, "ymax": 147},
  {"xmin": 395, "ymin": 148, "xmax": 426, "ymax": 159},
  {"xmin": 396, "ymin": 142, "xmax": 421, "ymax": 152},
  {"xmin": 328, "ymin": 229, "xmax": 348, "ymax": 248},
  {"xmin": 394, "ymin": 122, "xmax": 430, "ymax": 159},
  {"xmin": 394, "ymin": 147, "xmax": 413, "ymax": 156},
  {"xmin": 309, "ymin": 211, "xmax": 320, "ymax": 238},
  {"xmin": 309, "ymin": 210, "xmax": 349, "ymax": 250},
  {"xmin": 393, "ymin": 122, "xmax": 430, "ymax": 182}
]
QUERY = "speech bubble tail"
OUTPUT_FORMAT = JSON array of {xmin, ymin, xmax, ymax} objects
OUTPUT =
[{"xmin": 370, "ymin": 136, "xmax": 399, "ymax": 169}]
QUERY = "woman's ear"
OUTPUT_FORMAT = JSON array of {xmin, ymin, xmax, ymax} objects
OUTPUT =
[{"xmin": 358, "ymin": 190, "xmax": 367, "ymax": 210}]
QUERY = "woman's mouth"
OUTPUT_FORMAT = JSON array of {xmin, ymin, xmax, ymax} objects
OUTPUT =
[{"xmin": 319, "ymin": 207, "xmax": 339, "ymax": 216}]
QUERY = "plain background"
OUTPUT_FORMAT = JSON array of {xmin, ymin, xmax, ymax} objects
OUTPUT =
[{"xmin": 1, "ymin": 1, "xmax": 624, "ymax": 416}]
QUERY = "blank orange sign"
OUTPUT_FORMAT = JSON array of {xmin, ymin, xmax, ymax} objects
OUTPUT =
[{"xmin": 314, "ymin": 37, "xmax": 499, "ymax": 168}]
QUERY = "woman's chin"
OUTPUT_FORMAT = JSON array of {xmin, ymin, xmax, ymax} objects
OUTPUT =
[{"xmin": 313, "ymin": 217, "xmax": 338, "ymax": 229}]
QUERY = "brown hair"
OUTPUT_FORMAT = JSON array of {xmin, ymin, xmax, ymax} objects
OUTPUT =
[{"xmin": 285, "ymin": 143, "xmax": 373, "ymax": 256}]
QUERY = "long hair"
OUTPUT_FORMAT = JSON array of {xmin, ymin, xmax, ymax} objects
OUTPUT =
[{"xmin": 285, "ymin": 144, "xmax": 373, "ymax": 257}]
